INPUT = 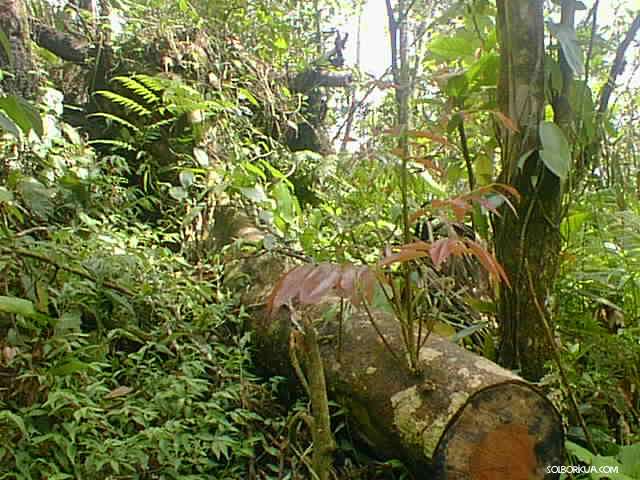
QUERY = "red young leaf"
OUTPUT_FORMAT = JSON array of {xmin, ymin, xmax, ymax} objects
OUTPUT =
[
  {"xmin": 379, "ymin": 248, "xmax": 429, "ymax": 267},
  {"xmin": 475, "ymin": 196, "xmax": 503, "ymax": 216},
  {"xmin": 432, "ymin": 198, "xmax": 472, "ymax": 221},
  {"xmin": 350, "ymin": 267, "xmax": 377, "ymax": 306},
  {"xmin": 430, "ymin": 238, "xmax": 467, "ymax": 269},
  {"xmin": 337, "ymin": 264, "xmax": 359, "ymax": 294},
  {"xmin": 398, "ymin": 240, "xmax": 431, "ymax": 252},
  {"xmin": 299, "ymin": 262, "xmax": 343, "ymax": 305},
  {"xmin": 267, "ymin": 264, "xmax": 315, "ymax": 316},
  {"xmin": 465, "ymin": 240, "xmax": 510, "ymax": 287}
]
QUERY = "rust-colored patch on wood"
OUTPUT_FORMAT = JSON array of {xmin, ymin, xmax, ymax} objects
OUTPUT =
[{"xmin": 470, "ymin": 424, "xmax": 536, "ymax": 480}]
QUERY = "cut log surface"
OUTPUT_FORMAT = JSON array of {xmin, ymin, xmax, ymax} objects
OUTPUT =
[{"xmin": 242, "ymin": 254, "xmax": 564, "ymax": 479}]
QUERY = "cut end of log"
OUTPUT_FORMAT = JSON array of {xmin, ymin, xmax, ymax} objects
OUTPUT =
[
  {"xmin": 469, "ymin": 424, "xmax": 536, "ymax": 479},
  {"xmin": 433, "ymin": 382, "xmax": 564, "ymax": 479}
]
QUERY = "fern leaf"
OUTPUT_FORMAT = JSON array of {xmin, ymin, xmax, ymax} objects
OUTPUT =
[
  {"xmin": 133, "ymin": 74, "xmax": 167, "ymax": 93},
  {"xmin": 112, "ymin": 76, "xmax": 160, "ymax": 106},
  {"xmin": 88, "ymin": 112, "xmax": 141, "ymax": 133},
  {"xmin": 88, "ymin": 139, "xmax": 135, "ymax": 152},
  {"xmin": 95, "ymin": 90, "xmax": 152, "ymax": 117}
]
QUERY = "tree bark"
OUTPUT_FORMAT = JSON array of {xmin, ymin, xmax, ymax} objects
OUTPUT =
[
  {"xmin": 240, "ymin": 254, "xmax": 564, "ymax": 479},
  {"xmin": 598, "ymin": 13, "xmax": 640, "ymax": 115},
  {"xmin": 0, "ymin": 0, "xmax": 36, "ymax": 98},
  {"xmin": 494, "ymin": 0, "xmax": 560, "ymax": 381},
  {"xmin": 30, "ymin": 21, "xmax": 90, "ymax": 64}
]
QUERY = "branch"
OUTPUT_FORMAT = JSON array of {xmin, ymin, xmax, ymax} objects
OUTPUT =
[
  {"xmin": 598, "ymin": 13, "xmax": 640, "ymax": 115},
  {"xmin": 2, "ymin": 246, "xmax": 134, "ymax": 297},
  {"xmin": 29, "ymin": 20, "xmax": 90, "ymax": 64},
  {"xmin": 385, "ymin": 0, "xmax": 400, "ymax": 87},
  {"xmin": 290, "ymin": 69, "xmax": 352, "ymax": 93}
]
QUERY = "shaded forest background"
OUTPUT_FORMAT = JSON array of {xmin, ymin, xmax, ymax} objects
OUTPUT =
[{"xmin": 0, "ymin": 0, "xmax": 639, "ymax": 478}]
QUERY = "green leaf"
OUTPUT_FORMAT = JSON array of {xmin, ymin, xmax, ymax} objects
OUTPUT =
[
  {"xmin": 0, "ymin": 95, "xmax": 43, "ymax": 137},
  {"xmin": 193, "ymin": 147, "xmax": 209, "ymax": 167},
  {"xmin": 444, "ymin": 74, "xmax": 469, "ymax": 99},
  {"xmin": 179, "ymin": 171, "xmax": 195, "ymax": 188},
  {"xmin": 271, "ymin": 182, "xmax": 299, "ymax": 227},
  {"xmin": 569, "ymin": 80, "xmax": 596, "ymax": 141},
  {"xmin": 240, "ymin": 185, "xmax": 268, "ymax": 203},
  {"xmin": 238, "ymin": 88, "xmax": 259, "ymax": 107},
  {"xmin": 548, "ymin": 22, "xmax": 584, "ymax": 77},
  {"xmin": 566, "ymin": 440, "xmax": 594, "ymax": 462},
  {"xmin": 429, "ymin": 31, "xmax": 479, "ymax": 61},
  {"xmin": 17, "ymin": 177, "xmax": 54, "ymax": 219},
  {"xmin": 539, "ymin": 121, "xmax": 571, "ymax": 181},
  {"xmin": 0, "ymin": 410, "xmax": 27, "ymax": 436},
  {"xmin": 0, "ymin": 296, "xmax": 38, "ymax": 317},
  {"xmin": 618, "ymin": 444, "xmax": 640, "ymax": 476},
  {"xmin": 0, "ymin": 186, "xmax": 14, "ymax": 203},
  {"xmin": 0, "ymin": 110, "xmax": 20, "ymax": 137},
  {"xmin": 49, "ymin": 359, "xmax": 90, "ymax": 376},
  {"xmin": 544, "ymin": 55, "xmax": 563, "ymax": 94},
  {"xmin": 561, "ymin": 211, "xmax": 589, "ymax": 239},
  {"xmin": 0, "ymin": 31, "xmax": 12, "ymax": 66},
  {"xmin": 55, "ymin": 311, "xmax": 82, "ymax": 335},
  {"xmin": 474, "ymin": 156, "xmax": 493, "ymax": 185},
  {"xmin": 0, "ymin": 295, "xmax": 51, "ymax": 323},
  {"xmin": 274, "ymin": 37, "xmax": 288, "ymax": 50},
  {"xmin": 467, "ymin": 53, "xmax": 499, "ymax": 89},
  {"xmin": 169, "ymin": 186, "xmax": 188, "ymax": 201}
]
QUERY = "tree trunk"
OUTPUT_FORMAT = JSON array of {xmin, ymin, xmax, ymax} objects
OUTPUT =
[
  {"xmin": 240, "ymin": 254, "xmax": 564, "ymax": 479},
  {"xmin": 0, "ymin": 0, "xmax": 36, "ymax": 98},
  {"xmin": 493, "ymin": 0, "xmax": 561, "ymax": 380}
]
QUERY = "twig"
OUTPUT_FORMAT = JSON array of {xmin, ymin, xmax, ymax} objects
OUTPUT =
[
  {"xmin": 289, "ymin": 329, "xmax": 311, "ymax": 397},
  {"xmin": 525, "ymin": 260, "xmax": 597, "ymax": 453},
  {"xmin": 361, "ymin": 297, "xmax": 403, "ymax": 367},
  {"xmin": 457, "ymin": 120, "xmax": 475, "ymax": 191},
  {"xmin": 1, "ymin": 246, "xmax": 134, "ymax": 297}
]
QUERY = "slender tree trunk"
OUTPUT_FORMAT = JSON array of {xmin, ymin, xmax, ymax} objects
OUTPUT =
[
  {"xmin": 0, "ymin": 0, "xmax": 36, "ymax": 98},
  {"xmin": 494, "ymin": 0, "xmax": 561, "ymax": 380}
]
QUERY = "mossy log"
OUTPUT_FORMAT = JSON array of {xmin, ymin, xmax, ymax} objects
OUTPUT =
[{"xmin": 241, "ymin": 254, "xmax": 564, "ymax": 479}]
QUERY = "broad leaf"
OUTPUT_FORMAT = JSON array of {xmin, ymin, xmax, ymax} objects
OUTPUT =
[
  {"xmin": 193, "ymin": 147, "xmax": 209, "ymax": 166},
  {"xmin": 179, "ymin": 170, "xmax": 195, "ymax": 188},
  {"xmin": 539, "ymin": 121, "xmax": 571, "ymax": 181},
  {"xmin": 548, "ymin": 22, "xmax": 584, "ymax": 77},
  {"xmin": 0, "ymin": 186, "xmax": 14, "ymax": 203},
  {"xmin": 0, "ymin": 111, "xmax": 20, "ymax": 137},
  {"xmin": 0, "ymin": 95, "xmax": 43, "ymax": 137},
  {"xmin": 169, "ymin": 186, "xmax": 188, "ymax": 201},
  {"xmin": 429, "ymin": 31, "xmax": 479, "ymax": 61},
  {"xmin": 10, "ymin": 178, "xmax": 50, "ymax": 217},
  {"xmin": 48, "ymin": 360, "xmax": 90, "ymax": 376}
]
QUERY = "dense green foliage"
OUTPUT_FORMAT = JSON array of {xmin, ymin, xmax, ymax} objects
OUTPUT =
[{"xmin": 0, "ymin": 0, "xmax": 639, "ymax": 478}]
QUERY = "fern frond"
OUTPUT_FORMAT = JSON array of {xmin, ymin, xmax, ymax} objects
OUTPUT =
[
  {"xmin": 88, "ymin": 112, "xmax": 142, "ymax": 133},
  {"xmin": 133, "ymin": 74, "xmax": 167, "ymax": 93},
  {"xmin": 146, "ymin": 118, "xmax": 175, "ymax": 131},
  {"xmin": 95, "ymin": 90, "xmax": 152, "ymax": 117},
  {"xmin": 112, "ymin": 76, "xmax": 160, "ymax": 106},
  {"xmin": 88, "ymin": 139, "xmax": 135, "ymax": 152}
]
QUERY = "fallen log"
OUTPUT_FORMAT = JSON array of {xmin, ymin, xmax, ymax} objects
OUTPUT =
[
  {"xmin": 239, "ymin": 256, "xmax": 564, "ymax": 480},
  {"xmin": 240, "ymin": 253, "xmax": 564, "ymax": 479}
]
